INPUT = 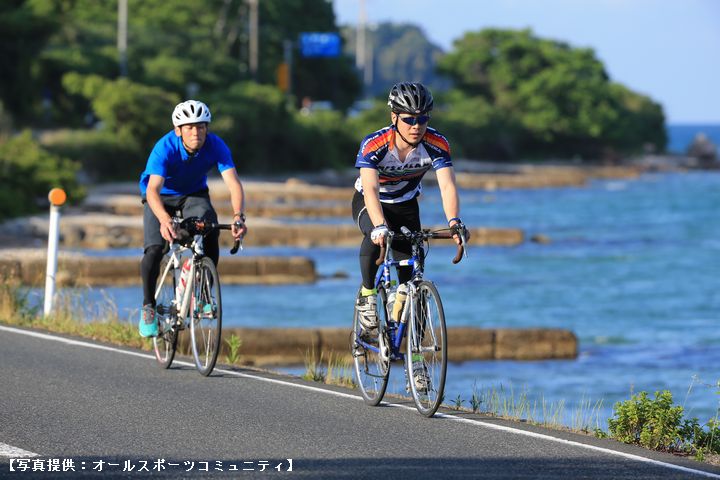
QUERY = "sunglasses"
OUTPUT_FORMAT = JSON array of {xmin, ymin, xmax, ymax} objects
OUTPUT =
[{"xmin": 399, "ymin": 114, "xmax": 430, "ymax": 126}]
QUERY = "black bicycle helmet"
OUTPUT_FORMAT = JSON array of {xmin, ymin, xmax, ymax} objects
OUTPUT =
[{"xmin": 387, "ymin": 82, "xmax": 434, "ymax": 114}]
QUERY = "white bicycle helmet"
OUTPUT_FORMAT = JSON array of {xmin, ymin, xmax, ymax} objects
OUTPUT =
[{"xmin": 171, "ymin": 100, "xmax": 212, "ymax": 127}]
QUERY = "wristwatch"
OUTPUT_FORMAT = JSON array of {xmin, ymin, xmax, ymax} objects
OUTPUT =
[{"xmin": 233, "ymin": 212, "xmax": 246, "ymax": 222}]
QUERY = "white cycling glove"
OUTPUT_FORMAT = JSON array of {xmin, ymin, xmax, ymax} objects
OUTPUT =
[{"xmin": 370, "ymin": 224, "xmax": 389, "ymax": 242}]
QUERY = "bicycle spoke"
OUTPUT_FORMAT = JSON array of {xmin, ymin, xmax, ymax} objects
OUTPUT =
[
  {"xmin": 190, "ymin": 257, "xmax": 222, "ymax": 376},
  {"xmin": 153, "ymin": 257, "xmax": 178, "ymax": 368},
  {"xmin": 406, "ymin": 281, "xmax": 447, "ymax": 417},
  {"xmin": 351, "ymin": 287, "xmax": 390, "ymax": 406}
]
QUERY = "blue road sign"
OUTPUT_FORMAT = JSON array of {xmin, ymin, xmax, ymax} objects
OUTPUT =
[{"xmin": 299, "ymin": 32, "xmax": 341, "ymax": 58}]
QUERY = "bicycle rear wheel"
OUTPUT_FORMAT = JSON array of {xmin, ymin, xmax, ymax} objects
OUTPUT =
[
  {"xmin": 153, "ymin": 257, "xmax": 178, "ymax": 368},
  {"xmin": 406, "ymin": 280, "xmax": 447, "ymax": 417},
  {"xmin": 190, "ymin": 257, "xmax": 222, "ymax": 376},
  {"xmin": 351, "ymin": 286, "xmax": 390, "ymax": 406}
]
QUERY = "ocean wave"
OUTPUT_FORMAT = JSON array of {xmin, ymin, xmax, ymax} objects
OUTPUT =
[{"xmin": 586, "ymin": 335, "xmax": 635, "ymax": 345}]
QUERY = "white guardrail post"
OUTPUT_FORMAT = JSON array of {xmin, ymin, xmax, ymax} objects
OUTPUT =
[{"xmin": 43, "ymin": 188, "xmax": 67, "ymax": 317}]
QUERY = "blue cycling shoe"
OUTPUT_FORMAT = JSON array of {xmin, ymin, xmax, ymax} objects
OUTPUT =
[{"xmin": 138, "ymin": 304, "xmax": 159, "ymax": 337}]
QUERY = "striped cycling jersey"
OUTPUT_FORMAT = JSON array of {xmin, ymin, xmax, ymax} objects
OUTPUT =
[{"xmin": 354, "ymin": 125, "xmax": 452, "ymax": 203}]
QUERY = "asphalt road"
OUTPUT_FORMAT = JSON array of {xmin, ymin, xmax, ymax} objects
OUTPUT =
[{"xmin": 1, "ymin": 325, "xmax": 719, "ymax": 479}]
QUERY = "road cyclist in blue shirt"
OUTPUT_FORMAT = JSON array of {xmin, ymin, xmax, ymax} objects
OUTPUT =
[
  {"xmin": 138, "ymin": 100, "xmax": 247, "ymax": 337},
  {"xmin": 352, "ymin": 82, "xmax": 469, "ymax": 386}
]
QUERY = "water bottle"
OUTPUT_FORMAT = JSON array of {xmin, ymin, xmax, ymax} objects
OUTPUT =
[
  {"xmin": 176, "ymin": 259, "xmax": 191, "ymax": 300},
  {"xmin": 392, "ymin": 284, "xmax": 408, "ymax": 322},
  {"xmin": 386, "ymin": 286, "xmax": 397, "ymax": 320}
]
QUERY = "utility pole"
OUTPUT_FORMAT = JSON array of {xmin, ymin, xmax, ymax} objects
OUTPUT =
[
  {"xmin": 117, "ymin": 0, "xmax": 128, "ymax": 77},
  {"xmin": 248, "ymin": 0, "xmax": 259, "ymax": 79},
  {"xmin": 364, "ymin": 25, "xmax": 373, "ymax": 89},
  {"xmin": 355, "ymin": 0, "xmax": 366, "ymax": 72}
]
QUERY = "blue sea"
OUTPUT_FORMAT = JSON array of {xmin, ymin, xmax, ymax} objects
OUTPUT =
[
  {"xmin": 43, "ymin": 171, "xmax": 720, "ymax": 428},
  {"xmin": 666, "ymin": 124, "xmax": 720, "ymax": 154}
]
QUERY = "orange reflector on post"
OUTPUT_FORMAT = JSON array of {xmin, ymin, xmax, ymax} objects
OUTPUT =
[{"xmin": 48, "ymin": 188, "xmax": 67, "ymax": 206}]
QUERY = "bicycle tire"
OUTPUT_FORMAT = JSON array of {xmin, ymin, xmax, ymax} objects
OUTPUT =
[
  {"xmin": 153, "ymin": 257, "xmax": 179, "ymax": 368},
  {"xmin": 351, "ymin": 286, "xmax": 390, "ymax": 406},
  {"xmin": 190, "ymin": 257, "xmax": 222, "ymax": 376},
  {"xmin": 406, "ymin": 280, "xmax": 447, "ymax": 417}
]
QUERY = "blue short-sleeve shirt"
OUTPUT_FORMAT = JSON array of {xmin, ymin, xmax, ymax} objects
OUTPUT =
[{"xmin": 139, "ymin": 130, "xmax": 235, "ymax": 196}]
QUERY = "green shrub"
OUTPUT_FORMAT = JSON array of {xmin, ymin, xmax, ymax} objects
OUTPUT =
[
  {"xmin": 62, "ymin": 73, "xmax": 178, "ymax": 155},
  {"xmin": 680, "ymin": 417, "xmax": 720, "ymax": 458},
  {"xmin": 0, "ymin": 131, "xmax": 85, "ymax": 218},
  {"xmin": 608, "ymin": 390, "xmax": 684, "ymax": 450},
  {"xmin": 293, "ymin": 109, "xmax": 356, "ymax": 170},
  {"xmin": 41, "ymin": 129, "xmax": 143, "ymax": 181}
]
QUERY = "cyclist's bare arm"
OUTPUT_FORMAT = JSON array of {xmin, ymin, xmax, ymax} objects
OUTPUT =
[
  {"xmin": 146, "ymin": 174, "xmax": 176, "ymax": 242},
  {"xmin": 360, "ymin": 167, "xmax": 386, "ymax": 246},
  {"xmin": 436, "ymin": 167, "xmax": 470, "ymax": 243},
  {"xmin": 221, "ymin": 167, "xmax": 247, "ymax": 240}
]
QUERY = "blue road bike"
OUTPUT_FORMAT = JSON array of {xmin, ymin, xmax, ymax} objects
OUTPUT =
[{"xmin": 351, "ymin": 226, "xmax": 466, "ymax": 417}]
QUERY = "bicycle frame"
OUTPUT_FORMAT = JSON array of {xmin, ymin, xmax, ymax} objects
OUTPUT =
[
  {"xmin": 357, "ymin": 226, "xmax": 464, "ymax": 358},
  {"xmin": 355, "ymin": 231, "xmax": 426, "ymax": 362},
  {"xmin": 154, "ymin": 233, "xmax": 206, "ymax": 324}
]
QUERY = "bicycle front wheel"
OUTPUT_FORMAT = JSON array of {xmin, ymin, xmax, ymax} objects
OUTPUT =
[
  {"xmin": 153, "ymin": 257, "xmax": 178, "ymax": 368},
  {"xmin": 351, "ymin": 286, "xmax": 390, "ymax": 406},
  {"xmin": 406, "ymin": 280, "xmax": 447, "ymax": 417},
  {"xmin": 190, "ymin": 257, "xmax": 222, "ymax": 376}
]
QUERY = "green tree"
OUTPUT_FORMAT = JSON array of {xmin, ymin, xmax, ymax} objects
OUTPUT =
[
  {"xmin": 0, "ymin": 1, "xmax": 56, "ymax": 122},
  {"xmin": 19, "ymin": 0, "xmax": 361, "ymax": 125},
  {"xmin": 0, "ymin": 131, "xmax": 84, "ymax": 218},
  {"xmin": 208, "ymin": 81, "xmax": 295, "ymax": 172},
  {"xmin": 59, "ymin": 73, "xmax": 178, "ymax": 178},
  {"xmin": 62, "ymin": 73, "xmax": 178, "ymax": 146},
  {"xmin": 207, "ymin": 81, "xmax": 356, "ymax": 172},
  {"xmin": 438, "ymin": 28, "xmax": 666, "ymax": 160},
  {"xmin": 261, "ymin": 0, "xmax": 360, "ymax": 111}
]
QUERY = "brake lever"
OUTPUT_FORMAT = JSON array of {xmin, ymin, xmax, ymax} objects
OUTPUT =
[
  {"xmin": 460, "ymin": 231, "xmax": 469, "ymax": 259},
  {"xmin": 230, "ymin": 221, "xmax": 245, "ymax": 255},
  {"xmin": 230, "ymin": 239, "xmax": 242, "ymax": 255}
]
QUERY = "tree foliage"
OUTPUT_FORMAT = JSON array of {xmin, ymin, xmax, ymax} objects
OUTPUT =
[
  {"xmin": 0, "ymin": 131, "xmax": 84, "ymax": 218},
  {"xmin": 1, "ymin": 2, "xmax": 669, "ymax": 182},
  {"xmin": 208, "ymin": 82, "xmax": 356, "ymax": 173},
  {"xmin": 438, "ymin": 28, "xmax": 667, "ymax": 160},
  {"xmin": 62, "ymin": 73, "xmax": 179, "ymax": 148},
  {"xmin": 0, "ymin": 1, "xmax": 56, "ymax": 123}
]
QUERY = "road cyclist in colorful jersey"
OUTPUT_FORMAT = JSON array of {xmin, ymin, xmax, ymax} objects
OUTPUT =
[
  {"xmin": 350, "ymin": 81, "xmax": 470, "ymax": 414},
  {"xmin": 152, "ymin": 215, "xmax": 243, "ymax": 376},
  {"xmin": 138, "ymin": 99, "xmax": 247, "ymax": 342},
  {"xmin": 351, "ymin": 224, "xmax": 467, "ymax": 416}
]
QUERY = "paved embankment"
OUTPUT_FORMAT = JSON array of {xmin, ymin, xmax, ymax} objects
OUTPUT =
[
  {"xmin": 2, "ymin": 325, "xmax": 718, "ymax": 479},
  {"xmin": 3, "ymin": 212, "xmax": 524, "ymax": 249},
  {"xmin": 212, "ymin": 327, "xmax": 578, "ymax": 365},
  {"xmin": 0, "ymin": 165, "xmax": 645, "ymax": 250},
  {"xmin": 0, "ymin": 250, "xmax": 317, "ymax": 286}
]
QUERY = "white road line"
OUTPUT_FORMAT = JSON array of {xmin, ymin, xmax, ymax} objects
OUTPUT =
[
  {"xmin": 2, "ymin": 324, "xmax": 719, "ymax": 478},
  {"xmin": 0, "ymin": 443, "xmax": 39, "ymax": 458}
]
